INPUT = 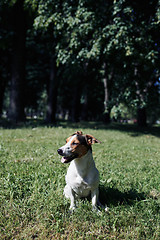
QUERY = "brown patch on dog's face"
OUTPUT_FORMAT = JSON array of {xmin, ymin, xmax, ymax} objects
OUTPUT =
[
  {"xmin": 70, "ymin": 135, "xmax": 89, "ymax": 158},
  {"xmin": 66, "ymin": 136, "xmax": 72, "ymax": 143}
]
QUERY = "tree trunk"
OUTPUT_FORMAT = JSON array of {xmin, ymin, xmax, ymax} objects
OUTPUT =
[
  {"xmin": 8, "ymin": 0, "xmax": 26, "ymax": 122},
  {"xmin": 46, "ymin": 57, "xmax": 58, "ymax": 123},
  {"xmin": 103, "ymin": 63, "xmax": 112, "ymax": 124},
  {"xmin": 0, "ymin": 80, "xmax": 6, "ymax": 117},
  {"xmin": 71, "ymin": 84, "xmax": 81, "ymax": 122},
  {"xmin": 103, "ymin": 77, "xmax": 111, "ymax": 123},
  {"xmin": 137, "ymin": 107, "xmax": 147, "ymax": 127},
  {"xmin": 81, "ymin": 84, "xmax": 88, "ymax": 121},
  {"xmin": 134, "ymin": 67, "xmax": 147, "ymax": 127}
]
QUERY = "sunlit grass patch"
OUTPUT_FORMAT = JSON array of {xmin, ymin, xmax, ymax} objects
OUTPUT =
[{"xmin": 0, "ymin": 123, "xmax": 160, "ymax": 239}]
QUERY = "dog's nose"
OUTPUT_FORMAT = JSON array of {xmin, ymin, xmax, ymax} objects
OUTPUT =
[{"xmin": 57, "ymin": 149, "xmax": 63, "ymax": 155}]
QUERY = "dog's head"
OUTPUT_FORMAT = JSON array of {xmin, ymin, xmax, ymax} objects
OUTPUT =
[{"xmin": 57, "ymin": 131, "xmax": 101, "ymax": 163}]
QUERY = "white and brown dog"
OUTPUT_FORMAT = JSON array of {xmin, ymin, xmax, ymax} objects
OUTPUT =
[{"xmin": 57, "ymin": 131, "xmax": 106, "ymax": 212}]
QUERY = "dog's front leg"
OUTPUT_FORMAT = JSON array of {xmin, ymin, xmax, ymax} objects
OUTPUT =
[
  {"xmin": 91, "ymin": 188, "xmax": 99, "ymax": 211},
  {"xmin": 68, "ymin": 186, "xmax": 76, "ymax": 211},
  {"xmin": 64, "ymin": 184, "xmax": 76, "ymax": 210},
  {"xmin": 92, "ymin": 189, "xmax": 109, "ymax": 212}
]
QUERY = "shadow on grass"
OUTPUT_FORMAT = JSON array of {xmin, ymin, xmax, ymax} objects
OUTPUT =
[
  {"xmin": 1, "ymin": 118, "xmax": 160, "ymax": 138},
  {"xmin": 66, "ymin": 121, "xmax": 160, "ymax": 138},
  {"xmin": 59, "ymin": 121, "xmax": 160, "ymax": 138},
  {"xmin": 99, "ymin": 185, "xmax": 146, "ymax": 207}
]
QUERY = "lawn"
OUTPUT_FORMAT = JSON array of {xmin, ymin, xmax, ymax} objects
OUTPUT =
[{"xmin": 0, "ymin": 121, "xmax": 160, "ymax": 239}]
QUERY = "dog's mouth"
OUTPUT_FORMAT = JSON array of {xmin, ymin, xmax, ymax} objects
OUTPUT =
[
  {"xmin": 57, "ymin": 149, "xmax": 78, "ymax": 163},
  {"xmin": 61, "ymin": 154, "xmax": 77, "ymax": 163}
]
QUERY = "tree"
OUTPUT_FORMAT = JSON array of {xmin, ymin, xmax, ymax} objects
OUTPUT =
[
  {"xmin": 1, "ymin": 0, "xmax": 40, "ymax": 122},
  {"xmin": 0, "ymin": 2, "xmax": 11, "ymax": 117},
  {"xmin": 1, "ymin": 0, "xmax": 159, "ymax": 124},
  {"xmin": 25, "ymin": 29, "xmax": 50, "ymax": 117},
  {"xmin": 46, "ymin": 57, "xmax": 58, "ymax": 123},
  {"xmin": 0, "ymin": 49, "xmax": 9, "ymax": 117},
  {"xmin": 99, "ymin": 0, "xmax": 160, "ymax": 126},
  {"xmin": 33, "ymin": 0, "xmax": 65, "ymax": 123},
  {"xmin": 120, "ymin": 0, "xmax": 160, "ymax": 126},
  {"xmin": 33, "ymin": 0, "xmax": 160, "ymax": 125},
  {"xmin": 6, "ymin": 0, "xmax": 27, "ymax": 121}
]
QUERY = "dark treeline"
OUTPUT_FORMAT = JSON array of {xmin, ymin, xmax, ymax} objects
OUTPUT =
[{"xmin": 0, "ymin": 0, "xmax": 160, "ymax": 126}]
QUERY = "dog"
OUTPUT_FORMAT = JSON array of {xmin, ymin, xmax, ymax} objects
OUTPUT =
[{"xmin": 57, "ymin": 131, "xmax": 106, "ymax": 212}]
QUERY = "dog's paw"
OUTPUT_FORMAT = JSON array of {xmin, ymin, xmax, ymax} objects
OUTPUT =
[
  {"xmin": 104, "ymin": 206, "xmax": 109, "ymax": 212},
  {"xmin": 69, "ymin": 205, "xmax": 76, "ymax": 214},
  {"xmin": 92, "ymin": 206, "xmax": 101, "ymax": 214}
]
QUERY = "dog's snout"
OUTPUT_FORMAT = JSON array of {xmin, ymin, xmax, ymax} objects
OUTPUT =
[{"xmin": 57, "ymin": 148, "xmax": 63, "ymax": 155}]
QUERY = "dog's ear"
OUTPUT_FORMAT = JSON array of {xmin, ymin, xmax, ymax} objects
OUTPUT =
[
  {"xmin": 85, "ymin": 134, "xmax": 101, "ymax": 145},
  {"xmin": 72, "ymin": 131, "xmax": 83, "ymax": 136}
]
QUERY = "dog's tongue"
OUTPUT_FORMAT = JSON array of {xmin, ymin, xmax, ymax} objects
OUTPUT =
[{"xmin": 61, "ymin": 157, "xmax": 66, "ymax": 163}]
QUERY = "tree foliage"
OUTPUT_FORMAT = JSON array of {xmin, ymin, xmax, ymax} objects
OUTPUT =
[{"xmin": 0, "ymin": 0, "xmax": 160, "ymax": 125}]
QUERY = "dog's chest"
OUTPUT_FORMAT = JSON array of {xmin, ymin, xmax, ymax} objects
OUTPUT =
[
  {"xmin": 70, "ymin": 174, "xmax": 92, "ymax": 197},
  {"xmin": 65, "ymin": 153, "xmax": 99, "ymax": 197},
  {"xmin": 66, "ymin": 167, "xmax": 96, "ymax": 197}
]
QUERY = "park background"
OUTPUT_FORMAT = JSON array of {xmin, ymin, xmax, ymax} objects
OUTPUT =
[
  {"xmin": 0, "ymin": 0, "xmax": 160, "ymax": 126},
  {"xmin": 1, "ymin": 1, "xmax": 160, "ymax": 239}
]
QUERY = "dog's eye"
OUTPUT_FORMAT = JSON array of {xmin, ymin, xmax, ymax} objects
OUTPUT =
[{"xmin": 72, "ymin": 142, "xmax": 79, "ymax": 145}]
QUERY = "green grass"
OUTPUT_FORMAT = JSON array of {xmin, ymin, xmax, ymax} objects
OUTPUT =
[{"xmin": 0, "ymin": 121, "xmax": 160, "ymax": 239}]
